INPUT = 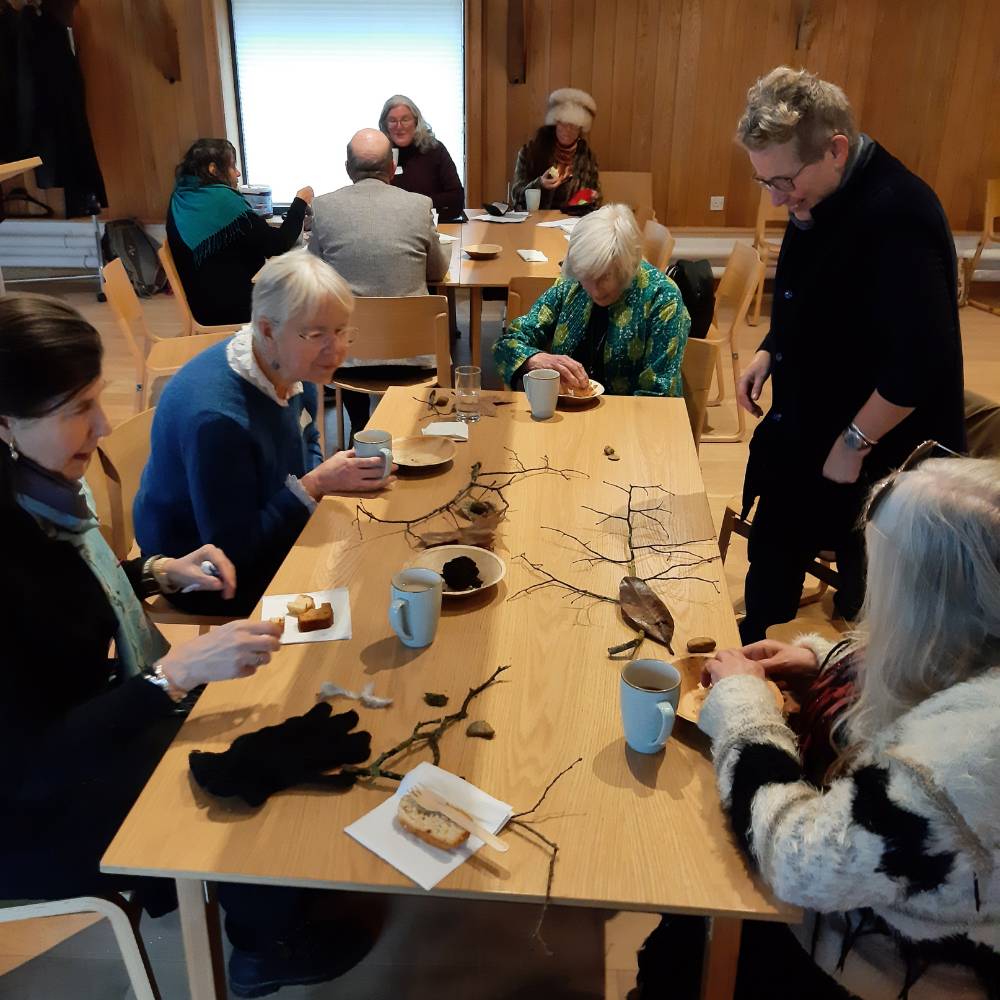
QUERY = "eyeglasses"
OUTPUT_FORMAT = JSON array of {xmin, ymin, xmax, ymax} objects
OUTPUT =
[
  {"xmin": 387, "ymin": 116, "xmax": 414, "ymax": 127},
  {"xmin": 752, "ymin": 161, "xmax": 810, "ymax": 193},
  {"xmin": 296, "ymin": 326, "xmax": 357, "ymax": 347},
  {"xmin": 863, "ymin": 440, "xmax": 962, "ymax": 524}
]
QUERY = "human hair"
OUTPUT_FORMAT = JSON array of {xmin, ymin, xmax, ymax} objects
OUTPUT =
[
  {"xmin": 378, "ymin": 94, "xmax": 438, "ymax": 153},
  {"xmin": 563, "ymin": 204, "xmax": 642, "ymax": 288},
  {"xmin": 736, "ymin": 66, "xmax": 859, "ymax": 163},
  {"xmin": 843, "ymin": 457, "xmax": 1000, "ymax": 746},
  {"xmin": 0, "ymin": 294, "xmax": 103, "ymax": 504},
  {"xmin": 346, "ymin": 138, "xmax": 394, "ymax": 183},
  {"xmin": 251, "ymin": 251, "xmax": 354, "ymax": 338},
  {"xmin": 175, "ymin": 138, "xmax": 238, "ymax": 185}
]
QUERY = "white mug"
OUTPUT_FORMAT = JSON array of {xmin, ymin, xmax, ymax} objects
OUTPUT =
[
  {"xmin": 389, "ymin": 568, "xmax": 443, "ymax": 648},
  {"xmin": 524, "ymin": 188, "xmax": 541, "ymax": 213},
  {"xmin": 353, "ymin": 429, "xmax": 393, "ymax": 479},
  {"xmin": 619, "ymin": 659, "xmax": 681, "ymax": 754},
  {"xmin": 523, "ymin": 368, "xmax": 561, "ymax": 419}
]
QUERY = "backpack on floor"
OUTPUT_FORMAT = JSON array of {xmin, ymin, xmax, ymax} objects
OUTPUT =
[
  {"xmin": 101, "ymin": 219, "xmax": 166, "ymax": 298},
  {"xmin": 667, "ymin": 259, "xmax": 715, "ymax": 339}
]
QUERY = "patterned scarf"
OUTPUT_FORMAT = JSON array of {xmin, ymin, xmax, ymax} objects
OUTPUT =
[
  {"xmin": 554, "ymin": 139, "xmax": 578, "ymax": 169},
  {"xmin": 170, "ymin": 174, "xmax": 256, "ymax": 264}
]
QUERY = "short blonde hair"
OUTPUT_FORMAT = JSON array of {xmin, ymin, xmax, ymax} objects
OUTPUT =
[
  {"xmin": 251, "ymin": 251, "xmax": 354, "ymax": 336},
  {"xmin": 736, "ymin": 66, "xmax": 858, "ymax": 162},
  {"xmin": 564, "ymin": 204, "xmax": 642, "ymax": 288}
]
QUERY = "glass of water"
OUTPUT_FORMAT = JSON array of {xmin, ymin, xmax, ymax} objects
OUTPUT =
[{"xmin": 454, "ymin": 365, "xmax": 481, "ymax": 423}]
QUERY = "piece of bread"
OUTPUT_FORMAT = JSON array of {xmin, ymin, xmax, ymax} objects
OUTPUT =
[
  {"xmin": 268, "ymin": 616, "xmax": 285, "ymax": 630},
  {"xmin": 544, "ymin": 165, "xmax": 560, "ymax": 180},
  {"xmin": 566, "ymin": 381, "xmax": 595, "ymax": 398},
  {"xmin": 296, "ymin": 602, "xmax": 333, "ymax": 633},
  {"xmin": 286, "ymin": 594, "xmax": 315, "ymax": 617},
  {"xmin": 397, "ymin": 792, "xmax": 469, "ymax": 850}
]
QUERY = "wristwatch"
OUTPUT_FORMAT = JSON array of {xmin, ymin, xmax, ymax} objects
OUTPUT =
[
  {"xmin": 143, "ymin": 663, "xmax": 184, "ymax": 702},
  {"xmin": 842, "ymin": 422, "xmax": 877, "ymax": 452},
  {"xmin": 141, "ymin": 555, "xmax": 178, "ymax": 594}
]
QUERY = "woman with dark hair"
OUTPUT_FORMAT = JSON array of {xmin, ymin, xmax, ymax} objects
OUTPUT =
[
  {"xmin": 0, "ymin": 294, "xmax": 373, "ymax": 997},
  {"xmin": 378, "ymin": 94, "xmax": 465, "ymax": 222},
  {"xmin": 511, "ymin": 88, "xmax": 602, "ymax": 212},
  {"xmin": 166, "ymin": 138, "xmax": 314, "ymax": 326}
]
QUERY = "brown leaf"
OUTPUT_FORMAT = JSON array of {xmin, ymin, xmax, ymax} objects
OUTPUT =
[{"xmin": 618, "ymin": 577, "xmax": 675, "ymax": 653}]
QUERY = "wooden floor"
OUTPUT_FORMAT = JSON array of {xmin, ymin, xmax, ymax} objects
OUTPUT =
[{"xmin": 2, "ymin": 278, "xmax": 998, "ymax": 999}]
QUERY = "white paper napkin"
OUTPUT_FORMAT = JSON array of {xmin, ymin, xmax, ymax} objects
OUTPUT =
[
  {"xmin": 516, "ymin": 249, "xmax": 548, "ymax": 262},
  {"xmin": 470, "ymin": 212, "xmax": 529, "ymax": 224},
  {"xmin": 438, "ymin": 232, "xmax": 458, "ymax": 244},
  {"xmin": 421, "ymin": 421, "xmax": 469, "ymax": 441},
  {"xmin": 260, "ymin": 588, "xmax": 352, "ymax": 644},
  {"xmin": 345, "ymin": 762, "xmax": 513, "ymax": 890}
]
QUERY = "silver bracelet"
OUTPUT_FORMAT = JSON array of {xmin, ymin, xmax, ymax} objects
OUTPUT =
[{"xmin": 848, "ymin": 421, "xmax": 878, "ymax": 447}]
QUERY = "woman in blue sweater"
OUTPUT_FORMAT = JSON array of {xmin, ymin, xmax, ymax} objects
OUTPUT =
[{"xmin": 134, "ymin": 252, "xmax": 394, "ymax": 616}]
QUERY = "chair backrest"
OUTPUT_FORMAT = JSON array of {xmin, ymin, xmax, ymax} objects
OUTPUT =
[
  {"xmin": 681, "ymin": 338, "xmax": 720, "ymax": 451},
  {"xmin": 754, "ymin": 188, "xmax": 788, "ymax": 248},
  {"xmin": 601, "ymin": 171, "xmax": 654, "ymax": 215},
  {"xmin": 95, "ymin": 407, "xmax": 156, "ymax": 560},
  {"xmin": 982, "ymin": 178, "xmax": 1000, "ymax": 243},
  {"xmin": 157, "ymin": 241, "xmax": 194, "ymax": 336},
  {"xmin": 642, "ymin": 219, "xmax": 675, "ymax": 272},
  {"xmin": 507, "ymin": 276, "xmax": 557, "ymax": 319},
  {"xmin": 347, "ymin": 295, "xmax": 453, "ymax": 387},
  {"xmin": 713, "ymin": 242, "xmax": 764, "ymax": 340},
  {"xmin": 964, "ymin": 389, "xmax": 1000, "ymax": 458},
  {"xmin": 102, "ymin": 258, "xmax": 150, "ymax": 372}
]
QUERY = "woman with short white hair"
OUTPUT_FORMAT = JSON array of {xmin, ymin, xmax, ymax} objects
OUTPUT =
[
  {"xmin": 135, "ymin": 251, "xmax": 395, "ymax": 616},
  {"xmin": 494, "ymin": 204, "xmax": 689, "ymax": 396},
  {"xmin": 378, "ymin": 93, "xmax": 465, "ymax": 222}
]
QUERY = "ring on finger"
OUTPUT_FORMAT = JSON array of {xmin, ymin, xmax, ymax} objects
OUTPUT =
[{"xmin": 254, "ymin": 652, "xmax": 266, "ymax": 667}]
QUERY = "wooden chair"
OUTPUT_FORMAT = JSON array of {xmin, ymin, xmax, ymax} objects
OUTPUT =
[
  {"xmin": 94, "ymin": 407, "xmax": 237, "ymax": 632},
  {"xmin": 157, "ymin": 241, "xmax": 243, "ymax": 337},
  {"xmin": 0, "ymin": 895, "xmax": 159, "ymax": 999},
  {"xmin": 506, "ymin": 275, "xmax": 558, "ymax": 320},
  {"xmin": 330, "ymin": 295, "xmax": 451, "ymax": 450},
  {"xmin": 680, "ymin": 337, "xmax": 719, "ymax": 453},
  {"xmin": 601, "ymin": 171, "xmax": 654, "ymax": 220},
  {"xmin": 642, "ymin": 219, "xmax": 675, "ymax": 272},
  {"xmin": 102, "ymin": 258, "xmax": 234, "ymax": 411},
  {"xmin": 749, "ymin": 189, "xmax": 788, "ymax": 326},
  {"xmin": 964, "ymin": 178, "xmax": 1000, "ymax": 314},
  {"xmin": 701, "ymin": 242, "xmax": 765, "ymax": 443}
]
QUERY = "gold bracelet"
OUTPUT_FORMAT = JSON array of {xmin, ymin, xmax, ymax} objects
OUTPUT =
[{"xmin": 150, "ymin": 557, "xmax": 179, "ymax": 594}]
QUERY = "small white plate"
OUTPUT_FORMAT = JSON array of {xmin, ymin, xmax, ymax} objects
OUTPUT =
[
  {"xmin": 410, "ymin": 545, "xmax": 506, "ymax": 596},
  {"xmin": 558, "ymin": 379, "xmax": 605, "ymax": 404}
]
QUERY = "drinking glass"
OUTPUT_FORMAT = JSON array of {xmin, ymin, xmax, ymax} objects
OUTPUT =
[{"xmin": 454, "ymin": 365, "xmax": 481, "ymax": 423}]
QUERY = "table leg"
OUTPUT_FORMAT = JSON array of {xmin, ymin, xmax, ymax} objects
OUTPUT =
[
  {"xmin": 699, "ymin": 916, "xmax": 742, "ymax": 1000},
  {"xmin": 469, "ymin": 287, "xmax": 482, "ymax": 369},
  {"xmin": 176, "ymin": 877, "xmax": 226, "ymax": 1000}
]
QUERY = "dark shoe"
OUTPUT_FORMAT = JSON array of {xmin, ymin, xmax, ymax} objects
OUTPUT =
[{"xmin": 228, "ymin": 922, "xmax": 372, "ymax": 998}]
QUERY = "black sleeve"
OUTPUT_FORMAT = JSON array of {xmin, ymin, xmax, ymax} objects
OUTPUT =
[
  {"xmin": 432, "ymin": 145, "xmax": 465, "ymax": 219},
  {"xmin": 245, "ymin": 197, "xmax": 307, "ymax": 259}
]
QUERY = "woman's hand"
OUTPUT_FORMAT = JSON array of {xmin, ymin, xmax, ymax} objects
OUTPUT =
[
  {"xmin": 540, "ymin": 166, "xmax": 571, "ymax": 191},
  {"xmin": 822, "ymin": 434, "xmax": 868, "ymax": 483},
  {"xmin": 736, "ymin": 350, "xmax": 771, "ymax": 417},
  {"xmin": 159, "ymin": 545, "xmax": 236, "ymax": 599},
  {"xmin": 301, "ymin": 449, "xmax": 397, "ymax": 497},
  {"xmin": 523, "ymin": 352, "xmax": 589, "ymax": 391},
  {"xmin": 738, "ymin": 639, "xmax": 820, "ymax": 681},
  {"xmin": 157, "ymin": 620, "xmax": 283, "ymax": 692},
  {"xmin": 701, "ymin": 648, "xmax": 767, "ymax": 687},
  {"xmin": 295, "ymin": 186, "xmax": 315, "ymax": 205}
]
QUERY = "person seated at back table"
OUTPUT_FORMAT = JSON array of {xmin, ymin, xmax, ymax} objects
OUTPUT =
[
  {"xmin": 166, "ymin": 137, "xmax": 313, "ymax": 326},
  {"xmin": 309, "ymin": 128, "xmax": 450, "ymax": 438},
  {"xmin": 633, "ymin": 447, "xmax": 1000, "ymax": 1000},
  {"xmin": 378, "ymin": 93, "xmax": 465, "ymax": 223},
  {"xmin": 134, "ymin": 252, "xmax": 395, "ymax": 618},
  {"xmin": 493, "ymin": 204, "xmax": 689, "ymax": 396}
]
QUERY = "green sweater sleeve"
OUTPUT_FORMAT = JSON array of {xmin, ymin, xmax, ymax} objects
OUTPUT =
[
  {"xmin": 633, "ymin": 280, "xmax": 690, "ymax": 397},
  {"xmin": 492, "ymin": 280, "xmax": 569, "ymax": 386}
]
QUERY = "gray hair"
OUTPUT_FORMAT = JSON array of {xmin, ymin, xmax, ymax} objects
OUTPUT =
[
  {"xmin": 251, "ymin": 251, "xmax": 354, "ymax": 337},
  {"xmin": 563, "ymin": 204, "xmax": 642, "ymax": 287},
  {"xmin": 842, "ymin": 457, "xmax": 1000, "ymax": 748},
  {"xmin": 378, "ymin": 94, "xmax": 438, "ymax": 153},
  {"xmin": 736, "ymin": 66, "xmax": 859, "ymax": 163}
]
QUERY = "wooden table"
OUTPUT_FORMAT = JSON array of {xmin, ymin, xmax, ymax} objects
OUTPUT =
[
  {"xmin": 438, "ymin": 210, "xmax": 569, "ymax": 368},
  {"xmin": 102, "ymin": 387, "xmax": 796, "ymax": 999}
]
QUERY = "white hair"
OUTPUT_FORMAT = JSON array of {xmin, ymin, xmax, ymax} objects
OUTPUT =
[
  {"xmin": 378, "ymin": 94, "xmax": 438, "ymax": 153},
  {"xmin": 842, "ymin": 457, "xmax": 1000, "ymax": 747},
  {"xmin": 563, "ymin": 204, "xmax": 642, "ymax": 287},
  {"xmin": 251, "ymin": 251, "xmax": 354, "ymax": 337}
]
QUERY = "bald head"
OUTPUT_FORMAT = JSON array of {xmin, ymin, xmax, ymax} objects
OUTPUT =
[{"xmin": 346, "ymin": 129, "xmax": 394, "ymax": 183}]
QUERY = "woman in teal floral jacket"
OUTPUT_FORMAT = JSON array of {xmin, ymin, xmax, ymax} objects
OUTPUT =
[{"xmin": 493, "ymin": 205, "xmax": 689, "ymax": 396}]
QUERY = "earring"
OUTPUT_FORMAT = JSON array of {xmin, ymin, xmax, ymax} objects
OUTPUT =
[{"xmin": 8, "ymin": 439, "xmax": 19, "ymax": 461}]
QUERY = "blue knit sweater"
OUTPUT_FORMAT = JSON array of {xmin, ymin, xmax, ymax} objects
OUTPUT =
[{"xmin": 133, "ymin": 340, "xmax": 323, "ymax": 615}]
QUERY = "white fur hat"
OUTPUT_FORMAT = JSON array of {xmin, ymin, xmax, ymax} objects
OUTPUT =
[{"xmin": 545, "ymin": 88, "xmax": 597, "ymax": 131}]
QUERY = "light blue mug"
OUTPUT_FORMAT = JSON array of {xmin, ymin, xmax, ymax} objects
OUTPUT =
[
  {"xmin": 389, "ymin": 568, "xmax": 443, "ymax": 648},
  {"xmin": 619, "ymin": 659, "xmax": 681, "ymax": 754}
]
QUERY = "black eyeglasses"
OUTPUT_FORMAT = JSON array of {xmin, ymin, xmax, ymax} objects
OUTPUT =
[
  {"xmin": 863, "ymin": 440, "xmax": 962, "ymax": 524},
  {"xmin": 752, "ymin": 161, "xmax": 810, "ymax": 193}
]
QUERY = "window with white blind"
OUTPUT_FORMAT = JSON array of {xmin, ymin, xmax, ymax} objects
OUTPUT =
[{"xmin": 229, "ymin": 0, "xmax": 465, "ymax": 205}]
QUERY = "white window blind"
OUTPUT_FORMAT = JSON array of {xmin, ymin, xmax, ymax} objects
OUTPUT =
[{"xmin": 230, "ymin": 0, "xmax": 465, "ymax": 205}]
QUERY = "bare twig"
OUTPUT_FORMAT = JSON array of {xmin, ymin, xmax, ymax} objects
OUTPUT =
[
  {"xmin": 511, "ymin": 757, "xmax": 583, "ymax": 820},
  {"xmin": 507, "ymin": 553, "xmax": 618, "ymax": 604}
]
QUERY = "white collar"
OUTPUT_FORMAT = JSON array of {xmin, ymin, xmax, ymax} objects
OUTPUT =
[{"xmin": 226, "ymin": 326, "xmax": 303, "ymax": 407}]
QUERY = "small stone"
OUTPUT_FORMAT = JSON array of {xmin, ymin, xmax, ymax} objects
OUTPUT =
[
  {"xmin": 603, "ymin": 445, "xmax": 615, "ymax": 455},
  {"xmin": 434, "ymin": 396, "xmax": 450, "ymax": 408},
  {"xmin": 686, "ymin": 636, "xmax": 717, "ymax": 654},
  {"xmin": 424, "ymin": 692, "xmax": 449, "ymax": 707},
  {"xmin": 607, "ymin": 453, "xmax": 621, "ymax": 461},
  {"xmin": 466, "ymin": 720, "xmax": 495, "ymax": 739}
]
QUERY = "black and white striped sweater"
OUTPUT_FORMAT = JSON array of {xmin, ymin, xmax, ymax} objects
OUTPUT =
[{"xmin": 697, "ymin": 635, "xmax": 1000, "ymax": 999}]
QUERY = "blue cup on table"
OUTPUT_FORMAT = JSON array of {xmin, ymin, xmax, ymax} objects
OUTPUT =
[{"xmin": 619, "ymin": 659, "xmax": 681, "ymax": 754}]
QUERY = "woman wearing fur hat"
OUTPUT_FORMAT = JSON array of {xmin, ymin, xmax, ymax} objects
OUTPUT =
[{"xmin": 511, "ymin": 88, "xmax": 602, "ymax": 212}]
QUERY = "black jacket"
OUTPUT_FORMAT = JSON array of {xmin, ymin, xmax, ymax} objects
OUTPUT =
[{"xmin": 745, "ymin": 141, "xmax": 965, "ymax": 510}]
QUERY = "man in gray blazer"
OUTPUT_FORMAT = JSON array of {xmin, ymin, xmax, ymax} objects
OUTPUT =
[{"xmin": 308, "ymin": 128, "xmax": 451, "ymax": 434}]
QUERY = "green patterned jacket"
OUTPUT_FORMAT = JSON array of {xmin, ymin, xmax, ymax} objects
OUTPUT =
[{"xmin": 493, "ymin": 261, "xmax": 690, "ymax": 396}]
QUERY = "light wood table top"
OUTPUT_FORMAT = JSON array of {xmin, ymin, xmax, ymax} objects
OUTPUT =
[
  {"xmin": 103, "ymin": 387, "xmax": 793, "ymax": 925},
  {"xmin": 452, "ymin": 210, "xmax": 568, "ymax": 287}
]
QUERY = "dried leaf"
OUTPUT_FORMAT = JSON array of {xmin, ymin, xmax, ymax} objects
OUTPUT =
[
  {"xmin": 466, "ymin": 720, "xmax": 495, "ymax": 739},
  {"xmin": 416, "ymin": 523, "xmax": 497, "ymax": 549},
  {"xmin": 455, "ymin": 497, "xmax": 498, "ymax": 521},
  {"xmin": 424, "ymin": 692, "xmax": 449, "ymax": 707},
  {"xmin": 618, "ymin": 576, "xmax": 675, "ymax": 653}
]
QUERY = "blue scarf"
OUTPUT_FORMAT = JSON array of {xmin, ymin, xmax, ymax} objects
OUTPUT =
[{"xmin": 170, "ymin": 174, "xmax": 256, "ymax": 264}]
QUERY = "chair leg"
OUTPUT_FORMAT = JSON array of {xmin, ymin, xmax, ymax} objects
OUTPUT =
[
  {"xmin": 335, "ymin": 386, "xmax": 346, "ymax": 452},
  {"xmin": 749, "ymin": 269, "xmax": 764, "ymax": 327},
  {"xmin": 92, "ymin": 896, "xmax": 161, "ymax": 1000},
  {"xmin": 707, "ymin": 349, "xmax": 725, "ymax": 406},
  {"xmin": 701, "ymin": 350, "xmax": 746, "ymax": 443}
]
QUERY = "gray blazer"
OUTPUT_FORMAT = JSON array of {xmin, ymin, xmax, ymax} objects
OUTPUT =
[{"xmin": 308, "ymin": 178, "xmax": 450, "ymax": 297}]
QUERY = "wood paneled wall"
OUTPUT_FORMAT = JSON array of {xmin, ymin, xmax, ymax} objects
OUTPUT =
[{"xmin": 28, "ymin": 0, "xmax": 1000, "ymax": 231}]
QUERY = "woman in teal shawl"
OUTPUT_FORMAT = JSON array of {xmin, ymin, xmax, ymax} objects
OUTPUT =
[{"xmin": 166, "ymin": 138, "xmax": 314, "ymax": 326}]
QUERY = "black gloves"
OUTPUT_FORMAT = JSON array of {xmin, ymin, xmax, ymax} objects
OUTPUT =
[{"xmin": 189, "ymin": 704, "xmax": 372, "ymax": 807}]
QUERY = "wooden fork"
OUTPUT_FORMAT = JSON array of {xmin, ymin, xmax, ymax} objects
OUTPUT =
[{"xmin": 409, "ymin": 785, "xmax": 509, "ymax": 853}]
